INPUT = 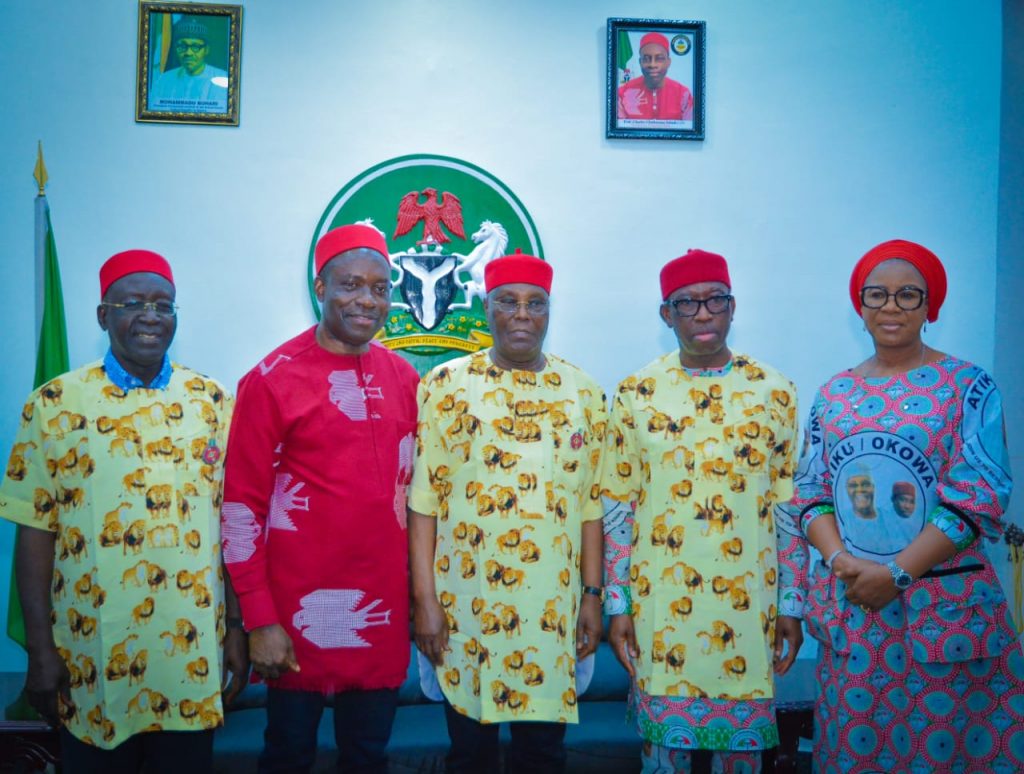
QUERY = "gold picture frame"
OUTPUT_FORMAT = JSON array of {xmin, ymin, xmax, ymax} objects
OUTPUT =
[{"xmin": 136, "ymin": 2, "xmax": 242, "ymax": 126}]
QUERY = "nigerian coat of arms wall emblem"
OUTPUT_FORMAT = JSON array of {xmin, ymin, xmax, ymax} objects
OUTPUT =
[{"xmin": 309, "ymin": 154, "xmax": 544, "ymax": 375}]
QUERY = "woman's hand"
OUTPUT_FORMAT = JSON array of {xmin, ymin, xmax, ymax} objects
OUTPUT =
[
  {"xmin": 840, "ymin": 557, "xmax": 900, "ymax": 611},
  {"xmin": 831, "ymin": 552, "xmax": 872, "ymax": 585}
]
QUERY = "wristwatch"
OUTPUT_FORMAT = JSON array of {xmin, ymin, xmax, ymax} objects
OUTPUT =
[
  {"xmin": 886, "ymin": 561, "xmax": 913, "ymax": 591},
  {"xmin": 582, "ymin": 585, "xmax": 604, "ymax": 602}
]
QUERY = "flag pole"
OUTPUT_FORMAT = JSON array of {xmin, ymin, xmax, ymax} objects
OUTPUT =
[
  {"xmin": 33, "ymin": 141, "xmax": 48, "ymax": 349},
  {"xmin": 7, "ymin": 142, "xmax": 68, "ymax": 721}
]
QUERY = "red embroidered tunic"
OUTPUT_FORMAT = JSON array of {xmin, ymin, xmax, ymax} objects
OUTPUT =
[
  {"xmin": 222, "ymin": 328, "xmax": 418, "ymax": 692},
  {"xmin": 617, "ymin": 76, "xmax": 694, "ymax": 121}
]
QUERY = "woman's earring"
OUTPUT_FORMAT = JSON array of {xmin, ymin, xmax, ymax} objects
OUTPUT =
[{"xmin": 923, "ymin": 322, "xmax": 928, "ymax": 333}]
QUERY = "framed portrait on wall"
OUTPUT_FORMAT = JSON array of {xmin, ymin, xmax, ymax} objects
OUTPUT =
[
  {"xmin": 606, "ymin": 18, "xmax": 705, "ymax": 141},
  {"xmin": 135, "ymin": 2, "xmax": 242, "ymax": 125}
]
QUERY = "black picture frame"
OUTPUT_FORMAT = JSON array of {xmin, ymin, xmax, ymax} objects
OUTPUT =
[
  {"xmin": 606, "ymin": 18, "xmax": 706, "ymax": 141},
  {"xmin": 136, "ymin": 2, "xmax": 242, "ymax": 126}
]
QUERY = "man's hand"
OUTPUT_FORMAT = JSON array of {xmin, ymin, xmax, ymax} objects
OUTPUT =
[
  {"xmin": 773, "ymin": 615, "xmax": 803, "ymax": 675},
  {"xmin": 607, "ymin": 614, "xmax": 638, "ymax": 678},
  {"xmin": 249, "ymin": 624, "xmax": 299, "ymax": 680},
  {"xmin": 25, "ymin": 644, "xmax": 72, "ymax": 727},
  {"xmin": 413, "ymin": 595, "xmax": 449, "ymax": 667},
  {"xmin": 575, "ymin": 595, "xmax": 602, "ymax": 659},
  {"xmin": 222, "ymin": 627, "xmax": 250, "ymax": 705}
]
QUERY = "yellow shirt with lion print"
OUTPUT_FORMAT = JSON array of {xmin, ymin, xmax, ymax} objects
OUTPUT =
[
  {"xmin": 601, "ymin": 353, "xmax": 797, "ymax": 700},
  {"xmin": 409, "ymin": 350, "xmax": 606, "ymax": 724},
  {"xmin": 0, "ymin": 361, "xmax": 232, "ymax": 748}
]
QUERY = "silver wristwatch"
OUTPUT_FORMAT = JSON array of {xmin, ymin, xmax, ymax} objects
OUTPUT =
[{"xmin": 886, "ymin": 561, "xmax": 913, "ymax": 591}]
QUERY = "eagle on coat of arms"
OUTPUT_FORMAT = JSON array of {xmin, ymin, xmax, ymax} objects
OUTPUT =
[{"xmin": 392, "ymin": 188, "xmax": 466, "ymax": 245}]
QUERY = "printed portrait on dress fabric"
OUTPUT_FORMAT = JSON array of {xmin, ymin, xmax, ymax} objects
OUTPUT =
[{"xmin": 832, "ymin": 431, "xmax": 935, "ymax": 562}]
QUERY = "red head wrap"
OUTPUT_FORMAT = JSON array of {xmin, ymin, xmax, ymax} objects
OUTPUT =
[
  {"xmin": 640, "ymin": 32, "xmax": 671, "ymax": 52},
  {"xmin": 892, "ymin": 481, "xmax": 915, "ymax": 498},
  {"xmin": 315, "ymin": 224, "xmax": 390, "ymax": 275},
  {"xmin": 99, "ymin": 250, "xmax": 174, "ymax": 298},
  {"xmin": 849, "ymin": 239, "xmax": 947, "ymax": 323},
  {"xmin": 659, "ymin": 249, "xmax": 731, "ymax": 300},
  {"xmin": 484, "ymin": 250, "xmax": 552, "ymax": 294}
]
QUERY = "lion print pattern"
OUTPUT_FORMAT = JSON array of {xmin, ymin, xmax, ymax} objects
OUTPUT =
[
  {"xmin": 601, "ymin": 352, "xmax": 798, "ymax": 700},
  {"xmin": 0, "ymin": 362, "xmax": 232, "ymax": 748},
  {"xmin": 412, "ymin": 351, "xmax": 607, "ymax": 723}
]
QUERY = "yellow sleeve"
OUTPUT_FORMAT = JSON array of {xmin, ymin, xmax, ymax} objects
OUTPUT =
[
  {"xmin": 213, "ymin": 385, "xmax": 235, "ymax": 515},
  {"xmin": 0, "ymin": 389, "xmax": 60, "ymax": 531},
  {"xmin": 409, "ymin": 376, "xmax": 447, "ymax": 517},
  {"xmin": 600, "ymin": 387, "xmax": 643, "ymax": 504},
  {"xmin": 581, "ymin": 385, "xmax": 609, "ymax": 522},
  {"xmin": 771, "ymin": 379, "xmax": 799, "ymax": 505}
]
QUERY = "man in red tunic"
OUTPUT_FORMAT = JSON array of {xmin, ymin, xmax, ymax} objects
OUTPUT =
[
  {"xmin": 222, "ymin": 224, "xmax": 419, "ymax": 773},
  {"xmin": 617, "ymin": 32, "xmax": 694, "ymax": 122}
]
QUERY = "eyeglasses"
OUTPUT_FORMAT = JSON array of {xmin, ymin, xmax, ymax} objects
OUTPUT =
[
  {"xmin": 860, "ymin": 286, "xmax": 926, "ymax": 311},
  {"xmin": 665, "ymin": 294, "xmax": 733, "ymax": 318},
  {"xmin": 102, "ymin": 301, "xmax": 178, "ymax": 317},
  {"xmin": 175, "ymin": 41, "xmax": 206, "ymax": 53},
  {"xmin": 491, "ymin": 299, "xmax": 549, "ymax": 316}
]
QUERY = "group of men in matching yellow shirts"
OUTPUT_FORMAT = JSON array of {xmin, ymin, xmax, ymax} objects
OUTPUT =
[{"xmin": 0, "ymin": 225, "xmax": 800, "ymax": 773}]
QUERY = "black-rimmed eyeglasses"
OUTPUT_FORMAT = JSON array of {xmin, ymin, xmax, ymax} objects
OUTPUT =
[
  {"xmin": 860, "ymin": 286, "xmax": 926, "ymax": 311},
  {"xmin": 102, "ymin": 301, "xmax": 178, "ymax": 317},
  {"xmin": 664, "ymin": 294, "xmax": 733, "ymax": 318}
]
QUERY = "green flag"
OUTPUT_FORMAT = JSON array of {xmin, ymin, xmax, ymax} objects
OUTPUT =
[
  {"xmin": 6, "ymin": 201, "xmax": 69, "ymax": 650},
  {"xmin": 616, "ymin": 30, "xmax": 634, "ymax": 80},
  {"xmin": 33, "ymin": 209, "xmax": 70, "ymax": 391}
]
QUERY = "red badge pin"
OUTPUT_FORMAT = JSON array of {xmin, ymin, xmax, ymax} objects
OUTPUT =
[
  {"xmin": 202, "ymin": 440, "xmax": 221, "ymax": 464},
  {"xmin": 570, "ymin": 432, "xmax": 583, "ymax": 450}
]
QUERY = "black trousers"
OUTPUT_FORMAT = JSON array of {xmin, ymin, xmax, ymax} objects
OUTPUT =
[
  {"xmin": 60, "ymin": 727, "xmax": 214, "ymax": 774},
  {"xmin": 443, "ymin": 700, "xmax": 567, "ymax": 774},
  {"xmin": 258, "ymin": 686, "xmax": 399, "ymax": 774}
]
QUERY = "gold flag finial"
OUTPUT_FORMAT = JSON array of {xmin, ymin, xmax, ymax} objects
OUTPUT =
[{"xmin": 33, "ymin": 141, "xmax": 48, "ymax": 196}]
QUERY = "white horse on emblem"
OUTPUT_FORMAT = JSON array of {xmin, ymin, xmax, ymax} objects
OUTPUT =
[{"xmin": 450, "ymin": 221, "xmax": 509, "ymax": 310}]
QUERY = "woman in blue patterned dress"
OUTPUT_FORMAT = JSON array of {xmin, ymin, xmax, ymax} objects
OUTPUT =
[{"xmin": 781, "ymin": 239, "xmax": 1024, "ymax": 773}]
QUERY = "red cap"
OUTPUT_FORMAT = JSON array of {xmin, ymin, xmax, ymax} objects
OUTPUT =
[
  {"xmin": 315, "ymin": 224, "xmax": 390, "ymax": 275},
  {"xmin": 640, "ymin": 32, "xmax": 671, "ymax": 52},
  {"xmin": 100, "ymin": 250, "xmax": 174, "ymax": 298},
  {"xmin": 849, "ymin": 239, "xmax": 947, "ymax": 323},
  {"xmin": 659, "ymin": 249, "xmax": 731, "ymax": 300},
  {"xmin": 484, "ymin": 249, "xmax": 552, "ymax": 293},
  {"xmin": 892, "ymin": 481, "xmax": 915, "ymax": 498}
]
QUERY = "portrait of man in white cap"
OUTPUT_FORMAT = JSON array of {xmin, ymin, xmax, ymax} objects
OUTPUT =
[{"xmin": 147, "ymin": 15, "xmax": 229, "ymax": 114}]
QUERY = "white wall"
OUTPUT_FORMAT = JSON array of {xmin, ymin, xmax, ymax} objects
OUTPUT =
[{"xmin": 0, "ymin": 0, "xmax": 1009, "ymax": 669}]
